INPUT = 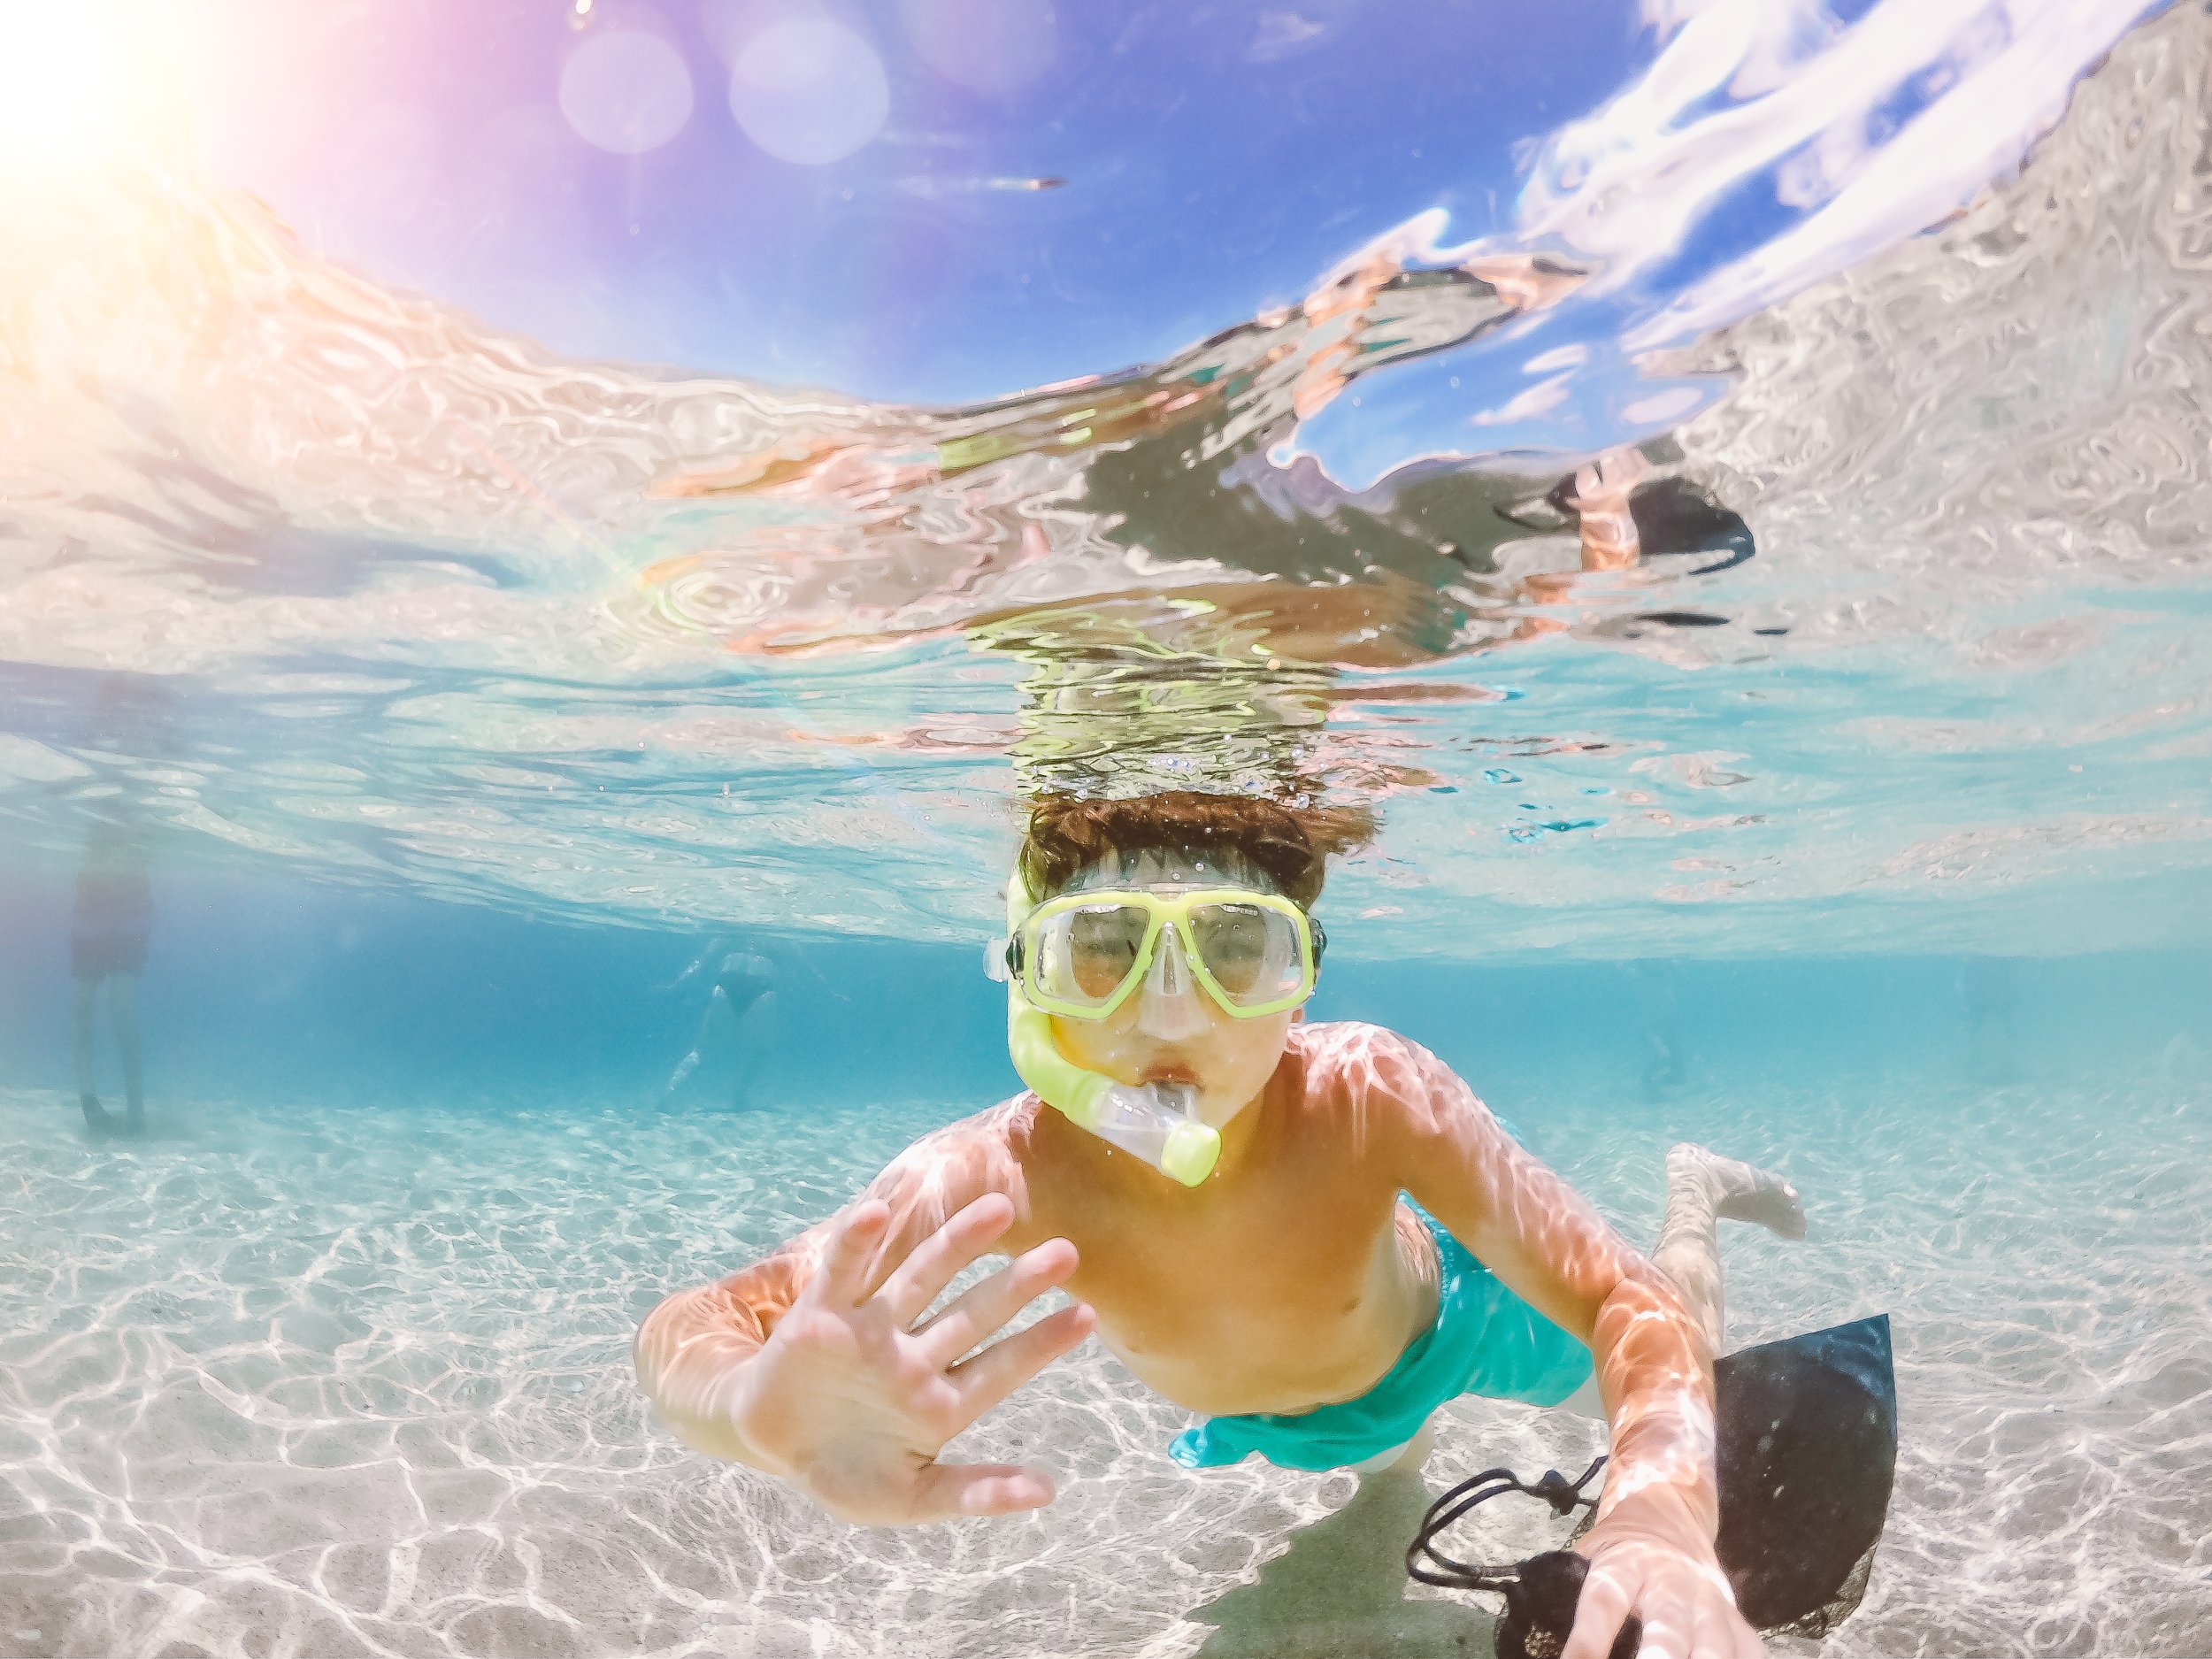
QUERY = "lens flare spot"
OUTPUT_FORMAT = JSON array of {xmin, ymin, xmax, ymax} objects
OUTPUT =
[
  {"xmin": 558, "ymin": 29, "xmax": 695, "ymax": 156},
  {"xmin": 899, "ymin": 0, "xmax": 1056, "ymax": 96},
  {"xmin": 728, "ymin": 18, "xmax": 888, "ymax": 166}
]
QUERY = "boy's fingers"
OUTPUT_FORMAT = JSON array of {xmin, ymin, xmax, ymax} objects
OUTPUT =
[
  {"xmin": 1560, "ymin": 1569, "xmax": 1635, "ymax": 1659},
  {"xmin": 949, "ymin": 1302, "xmax": 1095, "ymax": 1419},
  {"xmin": 1628, "ymin": 1596, "xmax": 1692, "ymax": 1659},
  {"xmin": 1695, "ymin": 1601, "xmax": 1765, "ymax": 1659},
  {"xmin": 813, "ymin": 1202, "xmax": 890, "ymax": 1309},
  {"xmin": 875, "ymin": 1194, "xmax": 1017, "ymax": 1325},
  {"xmin": 911, "ymin": 1460, "xmax": 1056, "ymax": 1522},
  {"xmin": 915, "ymin": 1238, "xmax": 1077, "ymax": 1368},
  {"xmin": 1711, "ymin": 1597, "xmax": 1768, "ymax": 1659}
]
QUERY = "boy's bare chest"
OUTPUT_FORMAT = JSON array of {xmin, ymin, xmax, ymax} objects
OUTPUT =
[
  {"xmin": 1029, "ymin": 1150, "xmax": 1404, "ymax": 1321},
  {"xmin": 1020, "ymin": 1153, "xmax": 1427, "ymax": 1411},
  {"xmin": 1069, "ymin": 1177, "xmax": 1322, "ymax": 1258}
]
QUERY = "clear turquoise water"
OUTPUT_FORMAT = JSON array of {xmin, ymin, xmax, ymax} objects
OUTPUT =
[
  {"xmin": 4, "ymin": 1016, "xmax": 2207, "ymax": 1657},
  {"xmin": 4, "ymin": 3, "xmax": 2211, "ymax": 1655}
]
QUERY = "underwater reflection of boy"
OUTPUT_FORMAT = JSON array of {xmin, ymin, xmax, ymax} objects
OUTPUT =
[
  {"xmin": 72, "ymin": 806, "xmax": 152, "ymax": 1137},
  {"xmin": 636, "ymin": 794, "xmax": 1803, "ymax": 1659}
]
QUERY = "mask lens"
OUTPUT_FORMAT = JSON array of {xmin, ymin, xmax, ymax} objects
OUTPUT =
[
  {"xmin": 1190, "ymin": 902, "xmax": 1305, "ymax": 1006},
  {"xmin": 1033, "ymin": 902, "xmax": 1150, "ymax": 1007}
]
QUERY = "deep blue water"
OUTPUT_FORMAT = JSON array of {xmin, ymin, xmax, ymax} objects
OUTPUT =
[{"xmin": 4, "ymin": 859, "xmax": 2206, "ymax": 1112}]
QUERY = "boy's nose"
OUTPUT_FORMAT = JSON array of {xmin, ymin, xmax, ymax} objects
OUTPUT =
[{"xmin": 1136, "ymin": 929, "xmax": 1210, "ymax": 1041}]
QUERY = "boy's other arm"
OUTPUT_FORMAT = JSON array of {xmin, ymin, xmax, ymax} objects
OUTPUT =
[
  {"xmin": 634, "ymin": 1108, "xmax": 1095, "ymax": 1522},
  {"xmin": 1356, "ymin": 1031, "xmax": 1759, "ymax": 1659}
]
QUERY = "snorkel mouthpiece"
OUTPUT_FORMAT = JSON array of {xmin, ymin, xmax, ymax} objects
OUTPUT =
[
  {"xmin": 1079, "ymin": 1074, "xmax": 1218, "ymax": 1187},
  {"xmin": 1001, "ymin": 871, "xmax": 1221, "ymax": 1187}
]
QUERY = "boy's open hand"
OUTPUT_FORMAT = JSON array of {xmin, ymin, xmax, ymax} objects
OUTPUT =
[
  {"xmin": 1565, "ymin": 1487, "xmax": 1764, "ymax": 1659},
  {"xmin": 728, "ymin": 1193, "xmax": 1094, "ymax": 1526}
]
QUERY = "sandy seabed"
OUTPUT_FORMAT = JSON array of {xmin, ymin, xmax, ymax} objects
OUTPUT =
[{"xmin": 2, "ymin": 1067, "xmax": 2208, "ymax": 1659}]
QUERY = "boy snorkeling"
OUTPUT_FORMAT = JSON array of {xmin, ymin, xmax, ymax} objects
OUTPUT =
[{"xmin": 636, "ymin": 791, "xmax": 1804, "ymax": 1659}]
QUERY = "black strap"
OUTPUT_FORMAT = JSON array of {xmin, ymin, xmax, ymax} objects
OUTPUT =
[{"xmin": 1405, "ymin": 1455, "xmax": 1608, "ymax": 1592}]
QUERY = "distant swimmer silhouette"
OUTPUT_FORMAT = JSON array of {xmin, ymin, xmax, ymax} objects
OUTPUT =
[
  {"xmin": 68, "ymin": 677, "xmax": 170, "ymax": 1141},
  {"xmin": 72, "ymin": 804, "xmax": 152, "ymax": 1137},
  {"xmin": 666, "ymin": 946, "xmax": 780, "ymax": 1109}
]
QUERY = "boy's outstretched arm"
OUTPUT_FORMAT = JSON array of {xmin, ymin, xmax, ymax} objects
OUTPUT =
[
  {"xmin": 1356, "ymin": 1031, "xmax": 1763, "ymax": 1659},
  {"xmin": 634, "ymin": 1112, "xmax": 1096, "ymax": 1525}
]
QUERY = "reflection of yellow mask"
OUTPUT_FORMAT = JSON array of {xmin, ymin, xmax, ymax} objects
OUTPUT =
[{"xmin": 968, "ymin": 603, "xmax": 1339, "ymax": 806}]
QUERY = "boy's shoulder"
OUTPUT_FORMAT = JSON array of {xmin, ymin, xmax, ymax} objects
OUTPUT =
[
  {"xmin": 1282, "ymin": 1022, "xmax": 1488, "ymax": 1145},
  {"xmin": 898, "ymin": 1095, "xmax": 1041, "ymax": 1180},
  {"xmin": 1284, "ymin": 1018, "xmax": 1455, "ymax": 1095},
  {"xmin": 1287, "ymin": 1016, "xmax": 1435, "ymax": 1056}
]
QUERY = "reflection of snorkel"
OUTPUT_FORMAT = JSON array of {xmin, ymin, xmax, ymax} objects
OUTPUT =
[{"xmin": 995, "ymin": 870, "xmax": 1221, "ymax": 1187}]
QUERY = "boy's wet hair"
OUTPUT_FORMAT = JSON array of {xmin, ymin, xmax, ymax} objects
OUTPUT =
[{"xmin": 1019, "ymin": 791, "xmax": 1376, "ymax": 910}]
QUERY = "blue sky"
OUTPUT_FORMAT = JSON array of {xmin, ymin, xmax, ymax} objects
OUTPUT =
[{"xmin": 188, "ymin": 0, "xmax": 1655, "ymax": 406}]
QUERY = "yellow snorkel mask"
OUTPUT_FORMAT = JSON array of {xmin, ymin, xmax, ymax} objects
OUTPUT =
[{"xmin": 990, "ymin": 860, "xmax": 1325, "ymax": 1187}]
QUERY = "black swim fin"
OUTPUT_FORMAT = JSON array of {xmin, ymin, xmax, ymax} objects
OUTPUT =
[{"xmin": 1714, "ymin": 1314, "xmax": 1897, "ymax": 1634}]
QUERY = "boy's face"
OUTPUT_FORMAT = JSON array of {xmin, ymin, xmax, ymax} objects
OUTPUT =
[{"xmin": 1042, "ymin": 848, "xmax": 1302, "ymax": 1126}]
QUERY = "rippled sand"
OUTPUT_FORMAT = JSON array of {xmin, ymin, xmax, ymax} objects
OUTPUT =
[{"xmin": 3, "ymin": 1072, "xmax": 2207, "ymax": 1658}]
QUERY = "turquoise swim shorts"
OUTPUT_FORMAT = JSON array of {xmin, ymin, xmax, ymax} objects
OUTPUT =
[{"xmin": 1167, "ymin": 1200, "xmax": 1594, "ymax": 1473}]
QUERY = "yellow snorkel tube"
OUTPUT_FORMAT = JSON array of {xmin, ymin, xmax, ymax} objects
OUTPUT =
[{"xmin": 998, "ymin": 871, "xmax": 1221, "ymax": 1187}]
